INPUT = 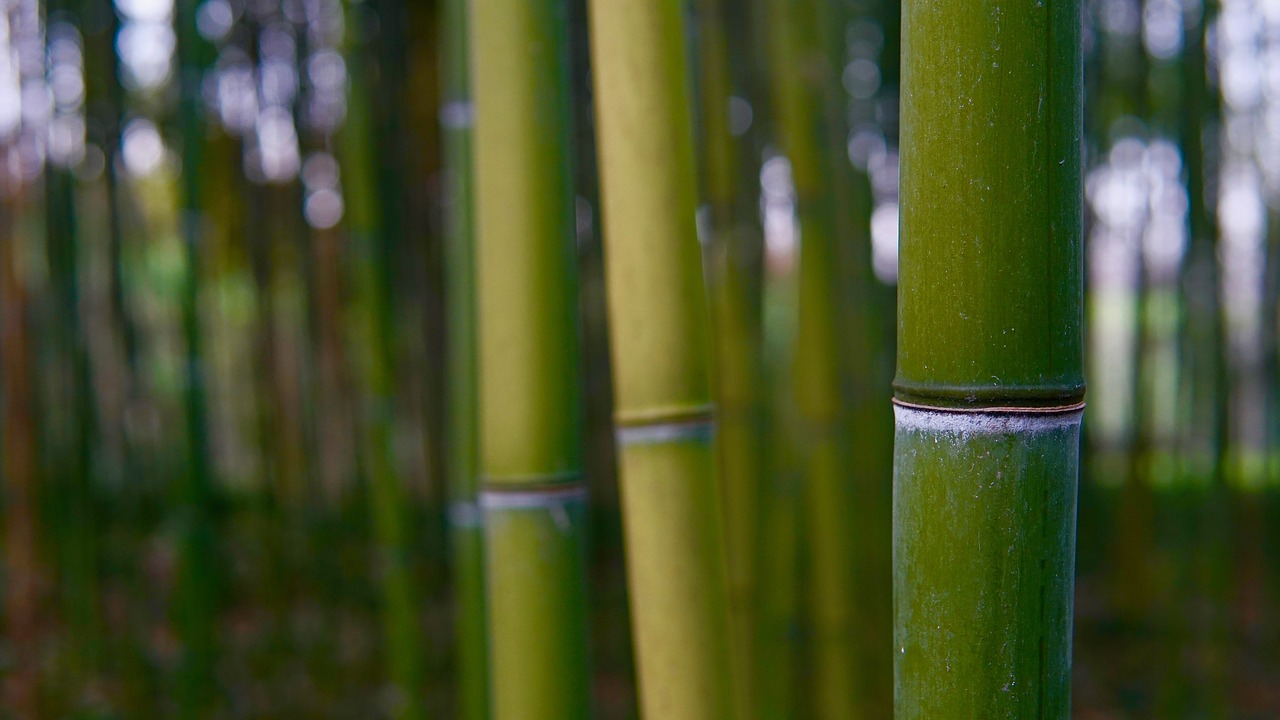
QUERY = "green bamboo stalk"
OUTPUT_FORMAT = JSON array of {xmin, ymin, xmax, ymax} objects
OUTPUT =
[
  {"xmin": 174, "ymin": 0, "xmax": 221, "ymax": 714},
  {"xmin": 587, "ymin": 0, "xmax": 734, "ymax": 716},
  {"xmin": 694, "ymin": 0, "xmax": 766, "ymax": 713},
  {"xmin": 762, "ymin": 0, "xmax": 865, "ymax": 713},
  {"xmin": 44, "ymin": 124, "xmax": 103, "ymax": 700},
  {"xmin": 340, "ymin": 1, "xmax": 428, "ymax": 713},
  {"xmin": 440, "ymin": 0, "xmax": 490, "ymax": 712},
  {"xmin": 754, "ymin": 307, "xmax": 802, "ymax": 720},
  {"xmin": 895, "ymin": 0, "xmax": 1083, "ymax": 713},
  {"xmin": 471, "ymin": 0, "xmax": 591, "ymax": 715},
  {"xmin": 1178, "ymin": 3, "xmax": 1231, "ymax": 711}
]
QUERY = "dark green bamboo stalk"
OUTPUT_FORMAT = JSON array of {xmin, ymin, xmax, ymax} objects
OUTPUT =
[
  {"xmin": 588, "ymin": 0, "xmax": 735, "ymax": 715},
  {"xmin": 174, "ymin": 0, "xmax": 221, "ymax": 714},
  {"xmin": 44, "ymin": 125, "xmax": 103, "ymax": 700},
  {"xmin": 754, "ymin": 327, "xmax": 802, "ymax": 720},
  {"xmin": 440, "ymin": 0, "xmax": 489, "ymax": 713},
  {"xmin": 895, "ymin": 0, "xmax": 1083, "ymax": 714},
  {"xmin": 340, "ymin": 2, "xmax": 427, "ymax": 713},
  {"xmin": 471, "ymin": 0, "xmax": 591, "ymax": 715},
  {"xmin": 1178, "ymin": 3, "xmax": 1232, "ymax": 711},
  {"xmin": 1179, "ymin": 0, "xmax": 1227, "ymax": 484}
]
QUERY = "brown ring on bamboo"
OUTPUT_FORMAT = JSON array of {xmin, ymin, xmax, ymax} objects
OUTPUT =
[{"xmin": 891, "ymin": 398, "xmax": 1087, "ymax": 415}]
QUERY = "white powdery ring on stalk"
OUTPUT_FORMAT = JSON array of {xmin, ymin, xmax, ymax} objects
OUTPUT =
[{"xmin": 893, "ymin": 404, "xmax": 1084, "ymax": 437}]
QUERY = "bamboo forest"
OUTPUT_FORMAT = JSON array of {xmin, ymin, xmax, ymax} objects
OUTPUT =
[{"xmin": 2, "ymin": 0, "xmax": 1280, "ymax": 715}]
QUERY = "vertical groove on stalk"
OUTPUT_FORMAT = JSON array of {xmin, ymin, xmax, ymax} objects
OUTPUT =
[
  {"xmin": 587, "ymin": 0, "xmax": 735, "ymax": 715},
  {"xmin": 471, "ymin": 0, "xmax": 591, "ymax": 713},
  {"xmin": 896, "ymin": 0, "xmax": 1084, "ymax": 712}
]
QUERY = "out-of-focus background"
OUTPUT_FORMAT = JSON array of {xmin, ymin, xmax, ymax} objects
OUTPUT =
[{"xmin": 0, "ymin": 0, "xmax": 1277, "ymax": 716}]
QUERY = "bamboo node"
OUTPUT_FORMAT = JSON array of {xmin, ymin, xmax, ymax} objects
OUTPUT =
[
  {"xmin": 891, "ymin": 397, "xmax": 1086, "ymax": 415},
  {"xmin": 615, "ymin": 405, "xmax": 716, "ymax": 446},
  {"xmin": 479, "ymin": 483, "xmax": 588, "ymax": 510}
]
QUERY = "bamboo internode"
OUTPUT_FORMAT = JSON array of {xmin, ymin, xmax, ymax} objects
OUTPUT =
[{"xmin": 896, "ymin": 0, "xmax": 1085, "ymax": 412}]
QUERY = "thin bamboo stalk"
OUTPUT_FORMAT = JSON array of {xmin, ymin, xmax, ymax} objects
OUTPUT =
[
  {"xmin": 471, "ymin": 0, "xmax": 591, "ymax": 715},
  {"xmin": 587, "ymin": 0, "xmax": 735, "ymax": 715},
  {"xmin": 440, "ymin": 0, "xmax": 489, "ymax": 712},
  {"xmin": 174, "ymin": 0, "xmax": 221, "ymax": 713},
  {"xmin": 45, "ymin": 129, "xmax": 103, "ymax": 697},
  {"xmin": 895, "ymin": 0, "xmax": 1083, "ymax": 713}
]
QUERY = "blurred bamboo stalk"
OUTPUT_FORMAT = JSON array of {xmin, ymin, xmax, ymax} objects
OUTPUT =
[
  {"xmin": 440, "ymin": 0, "xmax": 490, "ymax": 712},
  {"xmin": 341, "ymin": 1, "xmax": 428, "ymax": 714},
  {"xmin": 174, "ymin": 0, "xmax": 222, "ymax": 714},
  {"xmin": 694, "ymin": 0, "xmax": 766, "ymax": 714},
  {"xmin": 588, "ymin": 0, "xmax": 735, "ymax": 715},
  {"xmin": 763, "ymin": 0, "xmax": 866, "ymax": 712}
]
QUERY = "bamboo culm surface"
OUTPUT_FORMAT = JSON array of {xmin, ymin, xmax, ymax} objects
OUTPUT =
[
  {"xmin": 588, "ymin": 0, "xmax": 735, "ymax": 716},
  {"xmin": 472, "ymin": 0, "xmax": 591, "ymax": 713},
  {"xmin": 895, "ymin": 0, "xmax": 1084, "ymax": 713}
]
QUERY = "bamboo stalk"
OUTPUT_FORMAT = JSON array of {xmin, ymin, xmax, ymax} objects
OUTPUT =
[
  {"xmin": 762, "ymin": 0, "xmax": 867, "ymax": 712},
  {"xmin": 587, "ymin": 0, "xmax": 734, "ymax": 715},
  {"xmin": 694, "ymin": 0, "xmax": 766, "ymax": 713},
  {"xmin": 44, "ymin": 126, "xmax": 104, "ymax": 699},
  {"xmin": 440, "ymin": 0, "xmax": 490, "ymax": 711},
  {"xmin": 174, "ymin": 0, "xmax": 221, "ymax": 713},
  {"xmin": 340, "ymin": 1, "xmax": 428, "ymax": 712},
  {"xmin": 895, "ymin": 0, "xmax": 1083, "ymax": 713},
  {"xmin": 471, "ymin": 0, "xmax": 591, "ymax": 715}
]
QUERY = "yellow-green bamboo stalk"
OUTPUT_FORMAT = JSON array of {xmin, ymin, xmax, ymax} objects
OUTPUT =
[
  {"xmin": 695, "ymin": 0, "xmax": 766, "ymax": 713},
  {"xmin": 471, "ymin": 0, "xmax": 590, "ymax": 715},
  {"xmin": 588, "ymin": 0, "xmax": 734, "ymax": 716}
]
